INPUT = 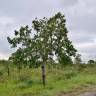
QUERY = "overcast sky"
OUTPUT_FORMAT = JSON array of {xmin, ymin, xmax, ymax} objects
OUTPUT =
[{"xmin": 0, "ymin": 0, "xmax": 96, "ymax": 62}]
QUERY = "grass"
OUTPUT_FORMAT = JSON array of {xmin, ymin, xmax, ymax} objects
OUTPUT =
[{"xmin": 0, "ymin": 64, "xmax": 96, "ymax": 96}]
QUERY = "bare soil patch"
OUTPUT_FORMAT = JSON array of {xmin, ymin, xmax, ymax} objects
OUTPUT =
[{"xmin": 58, "ymin": 85, "xmax": 96, "ymax": 96}]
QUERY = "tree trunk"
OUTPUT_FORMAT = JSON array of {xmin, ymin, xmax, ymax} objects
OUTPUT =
[
  {"xmin": 18, "ymin": 63, "xmax": 21, "ymax": 78},
  {"xmin": 41, "ymin": 63, "xmax": 46, "ymax": 86},
  {"xmin": 7, "ymin": 64, "xmax": 10, "ymax": 76}
]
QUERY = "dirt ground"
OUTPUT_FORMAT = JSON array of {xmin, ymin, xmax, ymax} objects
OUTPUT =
[
  {"xmin": 58, "ymin": 85, "xmax": 96, "ymax": 96},
  {"xmin": 78, "ymin": 92, "xmax": 96, "ymax": 96}
]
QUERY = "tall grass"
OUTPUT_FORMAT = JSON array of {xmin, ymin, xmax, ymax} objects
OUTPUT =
[{"xmin": 0, "ymin": 64, "xmax": 96, "ymax": 96}]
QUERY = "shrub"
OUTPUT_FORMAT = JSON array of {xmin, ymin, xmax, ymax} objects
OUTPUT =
[
  {"xmin": 78, "ymin": 64, "xmax": 87, "ymax": 71},
  {"xmin": 16, "ymin": 80, "xmax": 33, "ymax": 89},
  {"xmin": 64, "ymin": 70, "xmax": 77, "ymax": 80},
  {"xmin": 0, "ymin": 67, "xmax": 5, "ymax": 76},
  {"xmin": 18, "ymin": 74, "xmax": 31, "ymax": 82},
  {"xmin": 0, "ymin": 71, "xmax": 3, "ymax": 76}
]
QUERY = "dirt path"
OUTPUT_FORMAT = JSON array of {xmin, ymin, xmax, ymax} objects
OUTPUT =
[
  {"xmin": 58, "ymin": 85, "xmax": 96, "ymax": 96},
  {"xmin": 78, "ymin": 92, "xmax": 96, "ymax": 96}
]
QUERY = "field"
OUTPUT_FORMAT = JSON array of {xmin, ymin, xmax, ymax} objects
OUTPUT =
[{"xmin": 0, "ymin": 64, "xmax": 96, "ymax": 96}]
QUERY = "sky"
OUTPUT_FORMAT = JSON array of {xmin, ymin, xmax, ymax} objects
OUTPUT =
[{"xmin": 0, "ymin": 0, "xmax": 96, "ymax": 62}]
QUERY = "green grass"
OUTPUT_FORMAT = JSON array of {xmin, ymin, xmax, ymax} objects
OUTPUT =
[{"xmin": 0, "ymin": 64, "xmax": 96, "ymax": 96}]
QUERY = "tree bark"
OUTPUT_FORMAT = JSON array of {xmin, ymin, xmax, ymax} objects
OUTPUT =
[
  {"xmin": 41, "ymin": 63, "xmax": 46, "ymax": 86},
  {"xmin": 7, "ymin": 64, "xmax": 10, "ymax": 76}
]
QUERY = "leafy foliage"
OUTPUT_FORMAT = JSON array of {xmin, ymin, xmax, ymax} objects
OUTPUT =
[
  {"xmin": 7, "ymin": 12, "xmax": 77, "ymax": 86},
  {"xmin": 88, "ymin": 60, "xmax": 95, "ymax": 64},
  {"xmin": 7, "ymin": 12, "xmax": 76, "ymax": 67},
  {"xmin": 74, "ymin": 54, "xmax": 82, "ymax": 64}
]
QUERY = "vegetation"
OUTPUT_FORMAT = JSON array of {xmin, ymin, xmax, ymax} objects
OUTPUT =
[
  {"xmin": 7, "ymin": 12, "xmax": 76, "ymax": 86},
  {"xmin": 0, "ymin": 12, "xmax": 96, "ymax": 96},
  {"xmin": 74, "ymin": 54, "xmax": 82, "ymax": 64},
  {"xmin": 0, "ymin": 63, "xmax": 96, "ymax": 96},
  {"xmin": 88, "ymin": 60, "xmax": 96, "ymax": 64}
]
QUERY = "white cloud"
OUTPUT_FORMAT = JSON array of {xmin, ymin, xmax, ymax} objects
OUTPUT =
[
  {"xmin": 0, "ymin": 17, "xmax": 14, "ymax": 25},
  {"xmin": 61, "ymin": 0, "xmax": 78, "ymax": 7},
  {"xmin": 0, "ymin": 53, "xmax": 9, "ymax": 60},
  {"xmin": 0, "ymin": 0, "xmax": 96, "ymax": 62}
]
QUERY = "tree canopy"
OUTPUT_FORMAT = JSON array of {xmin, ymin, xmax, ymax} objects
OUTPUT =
[{"xmin": 7, "ymin": 12, "xmax": 77, "ymax": 67}]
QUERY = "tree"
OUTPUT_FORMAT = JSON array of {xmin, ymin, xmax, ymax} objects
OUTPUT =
[
  {"xmin": 6, "ymin": 60, "xmax": 10, "ymax": 76},
  {"xmin": 9, "ymin": 48, "xmax": 25, "ymax": 74},
  {"xmin": 74, "ymin": 54, "xmax": 82, "ymax": 64},
  {"xmin": 7, "ymin": 12, "xmax": 77, "ymax": 86},
  {"xmin": 88, "ymin": 60, "xmax": 95, "ymax": 64},
  {"xmin": 0, "ymin": 60, "xmax": 10, "ymax": 76},
  {"xmin": 32, "ymin": 12, "xmax": 76, "ymax": 85}
]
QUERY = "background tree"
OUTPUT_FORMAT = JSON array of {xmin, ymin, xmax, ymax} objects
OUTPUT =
[
  {"xmin": 0, "ymin": 60, "xmax": 10, "ymax": 76},
  {"xmin": 74, "ymin": 54, "xmax": 82, "ymax": 64},
  {"xmin": 88, "ymin": 60, "xmax": 95, "ymax": 64},
  {"xmin": 9, "ymin": 48, "xmax": 25, "ymax": 74}
]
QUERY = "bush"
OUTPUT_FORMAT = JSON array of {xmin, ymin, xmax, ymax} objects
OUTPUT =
[
  {"xmin": 0, "ymin": 67, "xmax": 5, "ymax": 76},
  {"xmin": 64, "ymin": 70, "xmax": 77, "ymax": 80},
  {"xmin": 26, "ymin": 80, "xmax": 33, "ymax": 86},
  {"xmin": 78, "ymin": 64, "xmax": 87, "ymax": 71},
  {"xmin": 51, "ymin": 67, "xmax": 77, "ymax": 81},
  {"xmin": 0, "ymin": 71, "xmax": 3, "ymax": 76},
  {"xmin": 18, "ymin": 92, "xmax": 33, "ymax": 96},
  {"xmin": 18, "ymin": 74, "xmax": 31, "ymax": 82},
  {"xmin": 16, "ymin": 80, "xmax": 33, "ymax": 89}
]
